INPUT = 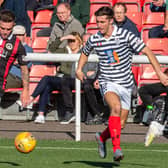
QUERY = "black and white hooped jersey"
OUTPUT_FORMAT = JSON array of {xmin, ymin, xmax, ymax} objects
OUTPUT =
[{"xmin": 82, "ymin": 25, "xmax": 146, "ymax": 89}]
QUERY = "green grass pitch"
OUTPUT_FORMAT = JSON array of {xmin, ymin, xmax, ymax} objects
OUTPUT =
[{"xmin": 0, "ymin": 139, "xmax": 168, "ymax": 168}]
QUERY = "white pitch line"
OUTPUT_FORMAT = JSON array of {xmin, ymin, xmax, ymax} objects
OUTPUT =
[{"xmin": 0, "ymin": 146, "xmax": 168, "ymax": 153}]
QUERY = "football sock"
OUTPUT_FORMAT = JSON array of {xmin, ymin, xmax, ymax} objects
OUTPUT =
[
  {"xmin": 108, "ymin": 116, "xmax": 121, "ymax": 153},
  {"xmin": 100, "ymin": 127, "xmax": 110, "ymax": 142}
]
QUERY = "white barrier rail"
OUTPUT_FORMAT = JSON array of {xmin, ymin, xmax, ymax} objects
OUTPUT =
[{"xmin": 25, "ymin": 53, "xmax": 168, "ymax": 141}]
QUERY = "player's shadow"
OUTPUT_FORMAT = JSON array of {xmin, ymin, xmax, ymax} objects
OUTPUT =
[
  {"xmin": 63, "ymin": 161, "xmax": 120, "ymax": 167},
  {"xmin": 0, "ymin": 161, "xmax": 21, "ymax": 166}
]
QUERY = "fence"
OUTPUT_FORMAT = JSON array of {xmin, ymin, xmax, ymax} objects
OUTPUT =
[{"xmin": 25, "ymin": 53, "xmax": 168, "ymax": 141}]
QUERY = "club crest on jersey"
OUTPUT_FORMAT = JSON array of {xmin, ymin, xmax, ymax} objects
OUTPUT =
[
  {"xmin": 115, "ymin": 37, "xmax": 120, "ymax": 45},
  {"xmin": 5, "ymin": 43, "xmax": 13, "ymax": 50},
  {"xmin": 105, "ymin": 49, "xmax": 120, "ymax": 64}
]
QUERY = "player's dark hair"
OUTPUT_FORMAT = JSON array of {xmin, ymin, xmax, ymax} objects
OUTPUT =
[
  {"xmin": 0, "ymin": 9, "xmax": 15, "ymax": 22},
  {"xmin": 95, "ymin": 6, "xmax": 114, "ymax": 19},
  {"xmin": 113, "ymin": 2, "xmax": 127, "ymax": 13}
]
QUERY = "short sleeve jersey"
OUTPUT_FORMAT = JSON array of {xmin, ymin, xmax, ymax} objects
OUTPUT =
[
  {"xmin": 0, "ymin": 34, "xmax": 27, "ymax": 89},
  {"xmin": 82, "ymin": 25, "xmax": 146, "ymax": 89}
]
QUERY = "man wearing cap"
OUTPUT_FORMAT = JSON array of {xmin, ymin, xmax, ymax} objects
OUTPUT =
[
  {"xmin": 0, "ymin": 10, "xmax": 29, "ymax": 107},
  {"xmin": 6, "ymin": 25, "xmax": 33, "ymax": 89}
]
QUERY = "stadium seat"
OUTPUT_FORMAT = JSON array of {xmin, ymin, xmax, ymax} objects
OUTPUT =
[
  {"xmin": 116, "ymin": 0, "xmax": 141, "ymax": 12},
  {"xmin": 142, "ymin": 12, "xmax": 165, "ymax": 25},
  {"xmin": 86, "ymin": 23, "xmax": 99, "ymax": 34},
  {"xmin": 146, "ymin": 38, "xmax": 168, "ymax": 55},
  {"xmin": 137, "ymin": 64, "xmax": 167, "ymax": 105},
  {"xmin": 34, "ymin": 10, "xmax": 53, "ymax": 24},
  {"xmin": 89, "ymin": 0, "xmax": 113, "ymax": 23},
  {"xmin": 29, "ymin": 64, "xmax": 56, "ymax": 80},
  {"xmin": 30, "ymin": 25, "xmax": 50, "ymax": 43},
  {"xmin": 141, "ymin": 12, "xmax": 165, "ymax": 42},
  {"xmin": 126, "ymin": 12, "xmax": 142, "ymax": 31},
  {"xmin": 137, "ymin": 64, "xmax": 167, "ymax": 86},
  {"xmin": 140, "ymin": 25, "xmax": 156, "ymax": 42},
  {"xmin": 29, "ymin": 64, "xmax": 57, "ymax": 103},
  {"xmin": 143, "ymin": 0, "xmax": 152, "ymax": 14},
  {"xmin": 32, "ymin": 37, "xmax": 49, "ymax": 53}
]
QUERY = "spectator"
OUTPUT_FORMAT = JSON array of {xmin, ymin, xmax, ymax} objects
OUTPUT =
[
  {"xmin": 0, "ymin": 9, "xmax": 29, "ymax": 107},
  {"xmin": 47, "ymin": 2, "xmax": 84, "ymax": 49},
  {"xmin": 113, "ymin": 2, "xmax": 140, "ymax": 38},
  {"xmin": 136, "ymin": 68, "xmax": 168, "ymax": 125},
  {"xmin": 50, "ymin": 0, "xmax": 90, "ymax": 28},
  {"xmin": 0, "ymin": 0, "xmax": 32, "ymax": 36},
  {"xmin": 60, "ymin": 33, "xmax": 103, "ymax": 125},
  {"xmin": 27, "ymin": 32, "xmax": 83, "ymax": 124},
  {"xmin": 6, "ymin": 25, "xmax": 33, "ymax": 89},
  {"xmin": 37, "ymin": 2, "xmax": 85, "ymax": 37},
  {"xmin": 149, "ymin": 0, "xmax": 168, "ymax": 38}
]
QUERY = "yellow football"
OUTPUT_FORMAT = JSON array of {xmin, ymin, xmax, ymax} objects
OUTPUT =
[{"xmin": 14, "ymin": 132, "xmax": 36, "ymax": 153}]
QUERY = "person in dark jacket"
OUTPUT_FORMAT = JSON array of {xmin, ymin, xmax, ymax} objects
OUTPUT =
[
  {"xmin": 149, "ymin": 0, "xmax": 168, "ymax": 38},
  {"xmin": 0, "ymin": 0, "xmax": 31, "ymax": 36},
  {"xmin": 113, "ymin": 2, "xmax": 140, "ymax": 38}
]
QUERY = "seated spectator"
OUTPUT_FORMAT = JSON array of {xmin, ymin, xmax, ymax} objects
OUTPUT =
[
  {"xmin": 0, "ymin": 0, "xmax": 32, "ymax": 36},
  {"xmin": 6, "ymin": 25, "xmax": 33, "ymax": 89},
  {"xmin": 113, "ymin": 2, "xmax": 140, "ymax": 38},
  {"xmin": 50, "ymin": 0, "xmax": 90, "ymax": 28},
  {"xmin": 149, "ymin": 0, "xmax": 168, "ymax": 38},
  {"xmin": 60, "ymin": 33, "xmax": 103, "ymax": 125},
  {"xmin": 27, "ymin": 32, "xmax": 83, "ymax": 124},
  {"xmin": 37, "ymin": 2, "xmax": 84, "ymax": 38},
  {"xmin": 135, "ymin": 68, "xmax": 168, "ymax": 125}
]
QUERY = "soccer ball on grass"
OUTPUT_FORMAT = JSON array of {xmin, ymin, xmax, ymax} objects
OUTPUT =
[{"xmin": 14, "ymin": 132, "xmax": 36, "ymax": 153}]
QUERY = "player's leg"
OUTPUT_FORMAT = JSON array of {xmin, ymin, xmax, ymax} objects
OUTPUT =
[
  {"xmin": 121, "ymin": 109, "xmax": 129, "ymax": 129},
  {"xmin": 104, "ymin": 91, "xmax": 124, "ymax": 162}
]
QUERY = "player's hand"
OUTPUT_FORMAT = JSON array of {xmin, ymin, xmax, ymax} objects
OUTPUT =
[
  {"xmin": 76, "ymin": 69, "xmax": 86, "ymax": 82},
  {"xmin": 93, "ymin": 79, "xmax": 100, "ymax": 89},
  {"xmin": 159, "ymin": 72, "xmax": 168, "ymax": 86},
  {"xmin": 20, "ymin": 89, "xmax": 29, "ymax": 107}
]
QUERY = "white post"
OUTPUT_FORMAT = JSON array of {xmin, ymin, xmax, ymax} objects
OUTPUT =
[{"xmin": 75, "ymin": 62, "xmax": 81, "ymax": 141}]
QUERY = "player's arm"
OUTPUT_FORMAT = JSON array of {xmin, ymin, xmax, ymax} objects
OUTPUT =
[
  {"xmin": 20, "ymin": 65, "xmax": 29, "ymax": 107},
  {"xmin": 141, "ymin": 46, "xmax": 168, "ymax": 86},
  {"xmin": 76, "ymin": 52, "xmax": 88, "ymax": 82}
]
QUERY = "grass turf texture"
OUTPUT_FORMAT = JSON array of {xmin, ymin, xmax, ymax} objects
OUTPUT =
[{"xmin": 0, "ymin": 139, "xmax": 167, "ymax": 168}]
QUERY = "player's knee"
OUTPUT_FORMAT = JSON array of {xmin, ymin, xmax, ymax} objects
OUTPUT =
[{"xmin": 111, "ymin": 104, "xmax": 121, "ymax": 116}]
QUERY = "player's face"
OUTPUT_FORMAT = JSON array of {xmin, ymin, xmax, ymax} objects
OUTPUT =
[
  {"xmin": 113, "ymin": 5, "xmax": 126, "ymax": 23},
  {"xmin": 96, "ymin": 15, "xmax": 113, "ymax": 36},
  {"xmin": 0, "ymin": 21, "xmax": 14, "ymax": 40}
]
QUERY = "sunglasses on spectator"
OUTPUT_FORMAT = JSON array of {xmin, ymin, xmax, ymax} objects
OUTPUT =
[{"xmin": 68, "ymin": 39, "xmax": 76, "ymax": 43}]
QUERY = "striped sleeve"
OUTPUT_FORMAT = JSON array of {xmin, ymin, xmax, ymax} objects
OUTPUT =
[
  {"xmin": 128, "ymin": 32, "xmax": 146, "ymax": 53},
  {"xmin": 82, "ymin": 36, "xmax": 94, "ymax": 56}
]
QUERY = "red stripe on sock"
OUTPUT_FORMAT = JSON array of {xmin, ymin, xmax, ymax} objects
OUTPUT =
[
  {"xmin": 100, "ymin": 127, "xmax": 110, "ymax": 142},
  {"xmin": 108, "ymin": 116, "xmax": 121, "ymax": 152}
]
